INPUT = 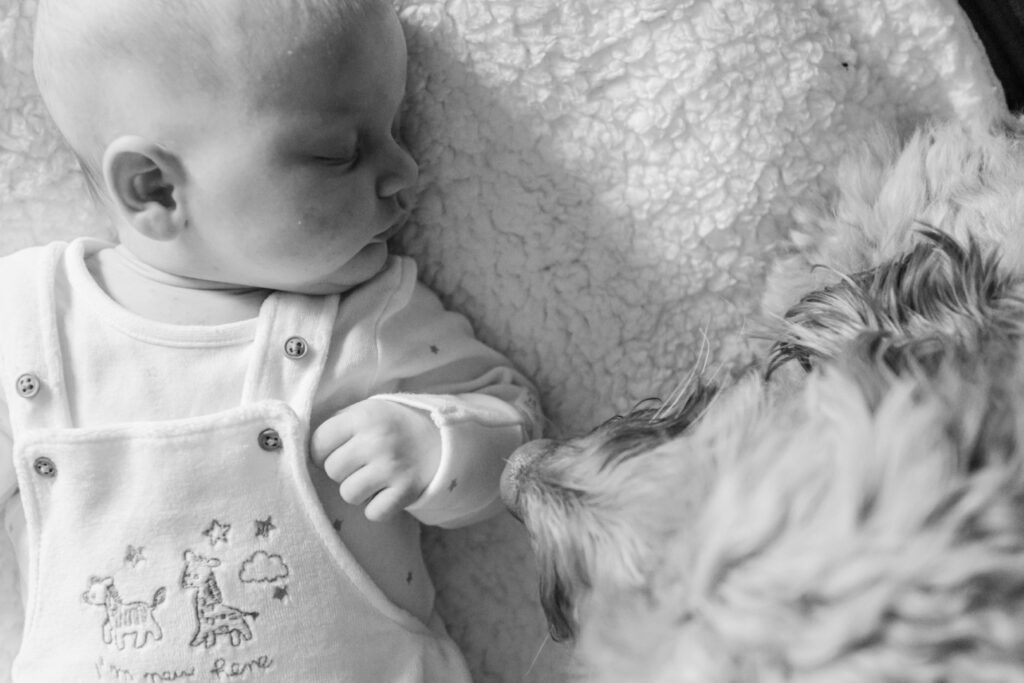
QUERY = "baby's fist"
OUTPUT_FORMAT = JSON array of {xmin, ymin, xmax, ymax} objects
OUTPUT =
[{"xmin": 310, "ymin": 399, "xmax": 441, "ymax": 522}]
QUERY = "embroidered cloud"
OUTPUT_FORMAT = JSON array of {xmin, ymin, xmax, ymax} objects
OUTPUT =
[{"xmin": 239, "ymin": 551, "xmax": 289, "ymax": 584}]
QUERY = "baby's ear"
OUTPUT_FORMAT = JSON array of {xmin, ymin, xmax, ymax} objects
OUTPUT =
[{"xmin": 102, "ymin": 136, "xmax": 188, "ymax": 241}]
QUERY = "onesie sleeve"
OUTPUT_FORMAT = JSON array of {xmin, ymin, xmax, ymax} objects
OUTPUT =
[
  {"xmin": 322, "ymin": 257, "xmax": 541, "ymax": 528},
  {"xmin": 0, "ymin": 392, "xmax": 14, "ymax": 504}
]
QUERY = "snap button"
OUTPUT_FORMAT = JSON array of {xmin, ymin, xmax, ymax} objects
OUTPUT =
[
  {"xmin": 284, "ymin": 336, "xmax": 308, "ymax": 359},
  {"xmin": 33, "ymin": 456, "xmax": 56, "ymax": 478},
  {"xmin": 258, "ymin": 428, "xmax": 282, "ymax": 451},
  {"xmin": 15, "ymin": 373, "xmax": 40, "ymax": 399}
]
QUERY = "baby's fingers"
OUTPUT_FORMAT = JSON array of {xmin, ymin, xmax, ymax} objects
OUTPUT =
[
  {"xmin": 321, "ymin": 447, "xmax": 364, "ymax": 484},
  {"xmin": 310, "ymin": 413, "xmax": 358, "ymax": 467},
  {"xmin": 338, "ymin": 464, "xmax": 419, "ymax": 522},
  {"xmin": 363, "ymin": 488, "xmax": 411, "ymax": 522},
  {"xmin": 337, "ymin": 465, "xmax": 382, "ymax": 508}
]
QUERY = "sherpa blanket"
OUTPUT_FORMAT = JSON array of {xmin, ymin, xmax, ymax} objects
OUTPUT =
[{"xmin": 0, "ymin": 0, "xmax": 1004, "ymax": 681}]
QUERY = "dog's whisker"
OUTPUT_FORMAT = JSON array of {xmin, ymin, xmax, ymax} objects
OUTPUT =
[
  {"xmin": 653, "ymin": 327, "xmax": 728, "ymax": 425},
  {"xmin": 655, "ymin": 323, "xmax": 714, "ymax": 421},
  {"xmin": 656, "ymin": 371, "xmax": 699, "ymax": 421},
  {"xmin": 706, "ymin": 358, "xmax": 728, "ymax": 386},
  {"xmin": 521, "ymin": 633, "xmax": 552, "ymax": 682}
]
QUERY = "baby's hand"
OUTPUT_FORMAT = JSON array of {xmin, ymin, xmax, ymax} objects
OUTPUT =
[{"xmin": 311, "ymin": 399, "xmax": 441, "ymax": 522}]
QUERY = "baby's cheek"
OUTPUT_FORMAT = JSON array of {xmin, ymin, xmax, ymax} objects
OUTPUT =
[
  {"xmin": 297, "ymin": 204, "xmax": 341, "ymax": 236},
  {"xmin": 307, "ymin": 201, "xmax": 372, "ymax": 243}
]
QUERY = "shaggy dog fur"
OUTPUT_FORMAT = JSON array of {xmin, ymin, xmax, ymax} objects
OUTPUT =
[{"xmin": 500, "ymin": 117, "xmax": 1024, "ymax": 681}]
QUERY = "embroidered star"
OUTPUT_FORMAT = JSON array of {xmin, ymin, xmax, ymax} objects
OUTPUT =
[
  {"xmin": 255, "ymin": 517, "xmax": 276, "ymax": 539},
  {"xmin": 203, "ymin": 519, "xmax": 231, "ymax": 547},
  {"xmin": 448, "ymin": 478, "xmax": 458, "ymax": 492},
  {"xmin": 429, "ymin": 345, "xmax": 439, "ymax": 354},
  {"xmin": 273, "ymin": 585, "xmax": 289, "ymax": 601},
  {"xmin": 124, "ymin": 545, "xmax": 146, "ymax": 568}
]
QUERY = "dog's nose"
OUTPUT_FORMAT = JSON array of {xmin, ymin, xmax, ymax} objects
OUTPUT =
[{"xmin": 501, "ymin": 438, "xmax": 554, "ymax": 521}]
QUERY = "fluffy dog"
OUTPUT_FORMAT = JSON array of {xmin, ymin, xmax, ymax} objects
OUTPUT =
[{"xmin": 501, "ymin": 118, "xmax": 1024, "ymax": 681}]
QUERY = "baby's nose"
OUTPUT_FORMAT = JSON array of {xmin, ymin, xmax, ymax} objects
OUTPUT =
[
  {"xmin": 500, "ymin": 438, "xmax": 554, "ymax": 521},
  {"xmin": 377, "ymin": 144, "xmax": 419, "ymax": 199}
]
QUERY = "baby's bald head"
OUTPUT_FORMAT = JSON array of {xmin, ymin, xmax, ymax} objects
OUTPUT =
[{"xmin": 33, "ymin": 0, "xmax": 381, "ymax": 188}]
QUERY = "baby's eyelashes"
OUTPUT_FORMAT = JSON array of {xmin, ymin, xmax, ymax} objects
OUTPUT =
[{"xmin": 311, "ymin": 147, "xmax": 360, "ymax": 167}]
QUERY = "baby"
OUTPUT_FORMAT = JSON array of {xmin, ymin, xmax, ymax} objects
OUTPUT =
[{"xmin": 0, "ymin": 0, "xmax": 540, "ymax": 680}]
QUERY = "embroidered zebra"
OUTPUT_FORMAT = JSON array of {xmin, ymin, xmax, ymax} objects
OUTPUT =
[
  {"xmin": 82, "ymin": 576, "xmax": 165, "ymax": 650},
  {"xmin": 180, "ymin": 550, "xmax": 259, "ymax": 648}
]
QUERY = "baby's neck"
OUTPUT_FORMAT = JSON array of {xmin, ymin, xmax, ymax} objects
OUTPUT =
[{"xmin": 87, "ymin": 246, "xmax": 270, "ymax": 325}]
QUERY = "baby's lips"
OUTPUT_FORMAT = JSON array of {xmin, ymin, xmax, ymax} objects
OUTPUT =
[{"xmin": 379, "ymin": 214, "xmax": 410, "ymax": 241}]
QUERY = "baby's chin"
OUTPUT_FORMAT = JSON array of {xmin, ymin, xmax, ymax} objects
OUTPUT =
[{"xmin": 290, "ymin": 243, "xmax": 391, "ymax": 296}]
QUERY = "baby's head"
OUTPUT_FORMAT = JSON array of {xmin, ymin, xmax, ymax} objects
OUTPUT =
[{"xmin": 34, "ymin": 0, "xmax": 418, "ymax": 294}]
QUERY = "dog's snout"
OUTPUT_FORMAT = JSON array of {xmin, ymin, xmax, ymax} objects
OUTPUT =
[{"xmin": 501, "ymin": 438, "xmax": 554, "ymax": 520}]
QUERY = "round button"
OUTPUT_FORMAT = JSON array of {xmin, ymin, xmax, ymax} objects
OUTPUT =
[
  {"xmin": 258, "ymin": 428, "xmax": 282, "ymax": 451},
  {"xmin": 16, "ymin": 373, "xmax": 40, "ymax": 399},
  {"xmin": 284, "ymin": 336, "xmax": 308, "ymax": 359},
  {"xmin": 33, "ymin": 457, "xmax": 56, "ymax": 477}
]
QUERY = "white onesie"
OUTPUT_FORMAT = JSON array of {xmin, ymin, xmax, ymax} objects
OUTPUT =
[{"xmin": 0, "ymin": 239, "xmax": 539, "ymax": 682}]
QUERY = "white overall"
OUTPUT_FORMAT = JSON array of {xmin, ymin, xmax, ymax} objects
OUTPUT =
[{"xmin": 2, "ymin": 245, "xmax": 472, "ymax": 682}]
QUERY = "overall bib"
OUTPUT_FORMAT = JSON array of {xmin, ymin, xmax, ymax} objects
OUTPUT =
[{"xmin": 2, "ymin": 244, "xmax": 472, "ymax": 682}]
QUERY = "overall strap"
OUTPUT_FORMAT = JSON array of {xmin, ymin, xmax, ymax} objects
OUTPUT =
[
  {"xmin": 0, "ymin": 242, "xmax": 73, "ymax": 432},
  {"xmin": 240, "ymin": 291, "xmax": 340, "ymax": 422}
]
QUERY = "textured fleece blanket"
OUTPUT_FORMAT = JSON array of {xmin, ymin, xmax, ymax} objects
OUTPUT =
[{"xmin": 0, "ymin": 0, "xmax": 1004, "ymax": 681}]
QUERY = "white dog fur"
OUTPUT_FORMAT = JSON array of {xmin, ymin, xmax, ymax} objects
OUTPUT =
[{"xmin": 502, "ymin": 116, "xmax": 1024, "ymax": 682}]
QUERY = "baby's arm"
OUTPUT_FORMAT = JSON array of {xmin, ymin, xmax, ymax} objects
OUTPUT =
[{"xmin": 312, "ymin": 258, "xmax": 540, "ymax": 528}]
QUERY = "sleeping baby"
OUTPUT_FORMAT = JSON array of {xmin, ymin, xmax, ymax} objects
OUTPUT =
[{"xmin": 0, "ymin": 0, "xmax": 539, "ymax": 680}]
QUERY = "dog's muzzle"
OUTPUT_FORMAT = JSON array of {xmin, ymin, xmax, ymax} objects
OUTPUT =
[{"xmin": 501, "ymin": 438, "xmax": 554, "ymax": 521}]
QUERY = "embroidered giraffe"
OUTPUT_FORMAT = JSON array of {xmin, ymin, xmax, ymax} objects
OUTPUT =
[
  {"xmin": 180, "ymin": 550, "xmax": 259, "ymax": 648},
  {"xmin": 82, "ymin": 576, "xmax": 165, "ymax": 650}
]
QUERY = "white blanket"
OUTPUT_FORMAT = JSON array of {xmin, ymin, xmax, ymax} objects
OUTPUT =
[{"xmin": 0, "ymin": 0, "xmax": 1004, "ymax": 680}]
